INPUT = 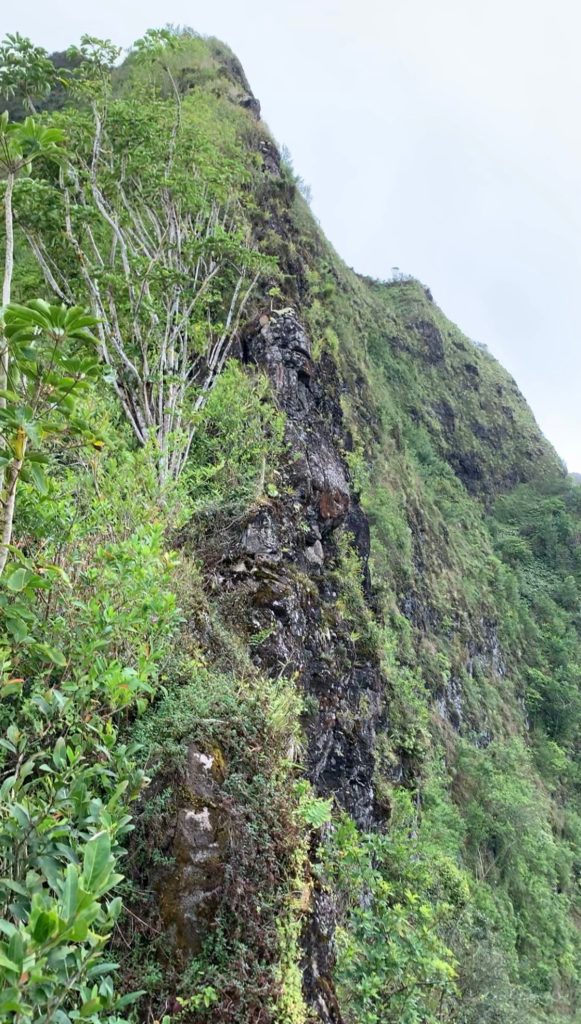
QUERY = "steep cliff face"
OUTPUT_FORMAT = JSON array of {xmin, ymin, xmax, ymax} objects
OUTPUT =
[
  {"xmin": 5, "ymin": 29, "xmax": 581, "ymax": 1024},
  {"xmin": 118, "ymin": 41, "xmax": 581, "ymax": 1024},
  {"xmin": 129, "ymin": 306, "xmax": 387, "ymax": 1022},
  {"xmin": 239, "ymin": 310, "xmax": 383, "ymax": 825}
]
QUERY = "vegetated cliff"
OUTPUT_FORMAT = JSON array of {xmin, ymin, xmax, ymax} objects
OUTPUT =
[{"xmin": 3, "ymin": 28, "xmax": 581, "ymax": 1024}]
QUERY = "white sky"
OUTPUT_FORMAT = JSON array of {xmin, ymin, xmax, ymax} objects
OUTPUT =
[{"xmin": 3, "ymin": 0, "xmax": 580, "ymax": 469}]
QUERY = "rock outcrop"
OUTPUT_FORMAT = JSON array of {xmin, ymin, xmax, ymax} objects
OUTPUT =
[{"xmin": 160, "ymin": 308, "xmax": 386, "ymax": 1016}]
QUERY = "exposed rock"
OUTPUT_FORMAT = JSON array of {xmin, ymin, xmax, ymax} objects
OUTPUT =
[
  {"xmin": 448, "ymin": 449, "xmax": 484, "ymax": 492},
  {"xmin": 410, "ymin": 318, "xmax": 445, "ymax": 363},
  {"xmin": 467, "ymin": 619, "xmax": 506, "ymax": 680},
  {"xmin": 159, "ymin": 747, "xmax": 227, "ymax": 954},
  {"xmin": 201, "ymin": 308, "xmax": 387, "ymax": 1018},
  {"xmin": 319, "ymin": 487, "xmax": 349, "ymax": 520},
  {"xmin": 436, "ymin": 677, "xmax": 464, "ymax": 730},
  {"xmin": 259, "ymin": 137, "xmax": 282, "ymax": 176},
  {"xmin": 432, "ymin": 398, "xmax": 456, "ymax": 436},
  {"xmin": 305, "ymin": 540, "xmax": 325, "ymax": 565},
  {"xmin": 239, "ymin": 95, "xmax": 261, "ymax": 118},
  {"xmin": 463, "ymin": 361, "xmax": 480, "ymax": 389},
  {"xmin": 170, "ymin": 311, "xmax": 386, "ymax": 1006},
  {"xmin": 241, "ymin": 511, "xmax": 282, "ymax": 560}
]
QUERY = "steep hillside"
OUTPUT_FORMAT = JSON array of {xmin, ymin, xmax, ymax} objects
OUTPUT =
[{"xmin": 1, "ymin": 28, "xmax": 580, "ymax": 1024}]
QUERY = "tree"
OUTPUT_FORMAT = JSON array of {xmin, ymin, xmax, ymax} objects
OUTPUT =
[
  {"xmin": 0, "ymin": 34, "xmax": 57, "ymax": 115},
  {"xmin": 1, "ymin": 110, "xmax": 96, "ymax": 577},
  {"xmin": 0, "ymin": 300, "xmax": 100, "ymax": 576},
  {"xmin": 22, "ymin": 34, "xmax": 271, "ymax": 485},
  {"xmin": 1, "ymin": 112, "xmax": 65, "ymax": 349},
  {"xmin": 0, "ymin": 113, "xmax": 72, "ymax": 577}
]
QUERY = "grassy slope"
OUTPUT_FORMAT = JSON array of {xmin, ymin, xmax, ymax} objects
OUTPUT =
[{"xmin": 265, "ymin": 156, "xmax": 581, "ymax": 1019}]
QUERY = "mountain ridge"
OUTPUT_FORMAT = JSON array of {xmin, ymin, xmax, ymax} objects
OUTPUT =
[{"xmin": 1, "ymin": 27, "xmax": 580, "ymax": 1024}]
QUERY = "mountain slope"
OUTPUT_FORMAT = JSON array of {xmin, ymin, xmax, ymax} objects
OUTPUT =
[{"xmin": 1, "ymin": 28, "xmax": 580, "ymax": 1024}]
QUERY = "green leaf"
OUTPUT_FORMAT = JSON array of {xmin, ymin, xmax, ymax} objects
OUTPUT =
[
  {"xmin": 53, "ymin": 736, "xmax": 67, "ymax": 768},
  {"xmin": 0, "ymin": 951, "xmax": 20, "ymax": 973},
  {"xmin": 86, "ymin": 960, "xmax": 118, "ymax": 980},
  {"xmin": 81, "ymin": 832, "xmax": 112, "ymax": 893},
  {"xmin": 11, "ymin": 804, "xmax": 30, "ymax": 828},
  {"xmin": 3, "ymin": 568, "xmax": 31, "ymax": 592},
  {"xmin": 116, "ymin": 990, "xmax": 146, "ymax": 1009},
  {"xmin": 28, "ymin": 461, "xmax": 48, "ymax": 495},
  {"xmin": 61, "ymin": 864, "xmax": 78, "ymax": 922},
  {"xmin": 51, "ymin": 1012, "xmax": 72, "ymax": 1024},
  {"xmin": 31, "ymin": 910, "xmax": 57, "ymax": 943},
  {"xmin": 0, "ymin": 881, "xmax": 28, "ymax": 900},
  {"xmin": 68, "ymin": 917, "xmax": 89, "ymax": 942},
  {"xmin": 0, "ymin": 995, "xmax": 23, "ymax": 1015},
  {"xmin": 0, "ymin": 681, "xmax": 24, "ymax": 698},
  {"xmin": 36, "ymin": 643, "xmax": 67, "ymax": 667},
  {"xmin": 106, "ymin": 896, "xmax": 122, "ymax": 921},
  {"xmin": 79, "ymin": 998, "xmax": 102, "ymax": 1017}
]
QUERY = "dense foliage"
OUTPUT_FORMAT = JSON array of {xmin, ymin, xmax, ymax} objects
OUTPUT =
[{"xmin": 0, "ymin": 24, "xmax": 580, "ymax": 1024}]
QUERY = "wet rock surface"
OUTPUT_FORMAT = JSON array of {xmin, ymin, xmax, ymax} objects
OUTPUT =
[
  {"xmin": 158, "ymin": 748, "xmax": 227, "ymax": 954},
  {"xmin": 238, "ymin": 309, "xmax": 385, "ymax": 829},
  {"xmin": 216, "ymin": 309, "xmax": 386, "ymax": 1018}
]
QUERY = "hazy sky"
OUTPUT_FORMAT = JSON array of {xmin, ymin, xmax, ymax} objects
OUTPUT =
[{"xmin": 3, "ymin": 1, "xmax": 580, "ymax": 468}]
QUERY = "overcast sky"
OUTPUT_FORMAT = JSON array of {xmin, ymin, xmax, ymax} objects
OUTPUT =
[{"xmin": 4, "ymin": 1, "xmax": 580, "ymax": 468}]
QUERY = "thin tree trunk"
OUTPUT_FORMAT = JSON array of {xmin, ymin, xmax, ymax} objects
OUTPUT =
[
  {"xmin": 1, "ymin": 171, "xmax": 14, "ymax": 406},
  {"xmin": 0, "ymin": 171, "xmax": 15, "ymax": 500},
  {"xmin": 0, "ymin": 430, "xmax": 26, "ymax": 578}
]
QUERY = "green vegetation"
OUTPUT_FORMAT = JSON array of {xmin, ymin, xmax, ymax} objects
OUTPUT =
[
  {"xmin": 0, "ymin": 23, "xmax": 580, "ymax": 1024},
  {"xmin": 303, "ymin": 260, "xmax": 581, "ymax": 1023}
]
